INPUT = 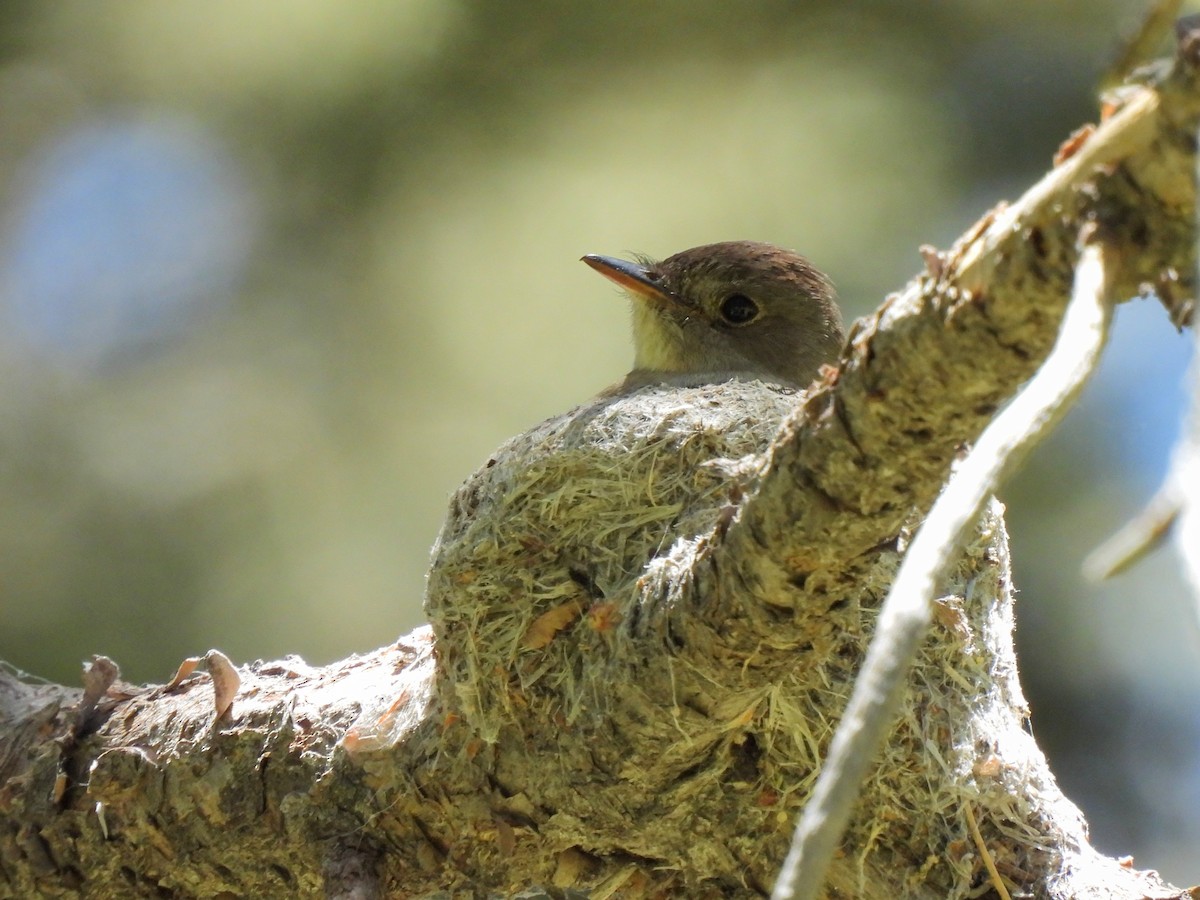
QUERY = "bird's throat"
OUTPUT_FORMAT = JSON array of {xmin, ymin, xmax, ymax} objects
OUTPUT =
[{"xmin": 630, "ymin": 302, "xmax": 693, "ymax": 374}]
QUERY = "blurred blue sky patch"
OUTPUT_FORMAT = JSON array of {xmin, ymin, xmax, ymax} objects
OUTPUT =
[
  {"xmin": 1, "ymin": 114, "xmax": 256, "ymax": 372},
  {"xmin": 1091, "ymin": 296, "xmax": 1193, "ymax": 488}
]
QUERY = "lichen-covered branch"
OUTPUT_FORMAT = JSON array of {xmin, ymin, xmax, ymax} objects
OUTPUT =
[{"xmin": 775, "ymin": 240, "xmax": 1117, "ymax": 899}]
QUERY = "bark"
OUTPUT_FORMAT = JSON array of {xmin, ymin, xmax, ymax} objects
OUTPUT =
[{"xmin": 4, "ymin": 27, "xmax": 1200, "ymax": 900}]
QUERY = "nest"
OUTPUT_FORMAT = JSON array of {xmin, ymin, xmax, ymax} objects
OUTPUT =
[
  {"xmin": 423, "ymin": 379, "xmax": 1087, "ymax": 897},
  {"xmin": 427, "ymin": 381, "xmax": 796, "ymax": 725}
]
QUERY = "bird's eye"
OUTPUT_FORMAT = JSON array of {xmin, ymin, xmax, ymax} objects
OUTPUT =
[{"xmin": 719, "ymin": 293, "xmax": 759, "ymax": 325}]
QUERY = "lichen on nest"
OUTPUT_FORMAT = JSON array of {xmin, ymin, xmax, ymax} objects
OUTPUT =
[
  {"xmin": 425, "ymin": 379, "xmax": 802, "ymax": 739},
  {"xmin": 421, "ymin": 378, "xmax": 1083, "ymax": 897}
]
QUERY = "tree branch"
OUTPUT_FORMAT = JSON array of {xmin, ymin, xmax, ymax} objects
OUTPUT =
[{"xmin": 773, "ymin": 239, "xmax": 1116, "ymax": 900}]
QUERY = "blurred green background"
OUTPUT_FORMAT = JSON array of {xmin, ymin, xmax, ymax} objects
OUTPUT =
[{"xmin": 1, "ymin": 0, "xmax": 1198, "ymax": 885}]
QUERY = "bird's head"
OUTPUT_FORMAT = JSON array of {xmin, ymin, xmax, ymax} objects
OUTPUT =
[{"xmin": 583, "ymin": 240, "xmax": 843, "ymax": 390}]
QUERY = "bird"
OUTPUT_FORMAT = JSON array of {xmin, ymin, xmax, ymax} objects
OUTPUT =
[{"xmin": 582, "ymin": 241, "xmax": 844, "ymax": 395}]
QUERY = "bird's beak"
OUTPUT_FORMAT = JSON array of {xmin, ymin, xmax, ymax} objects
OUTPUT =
[{"xmin": 581, "ymin": 254, "xmax": 683, "ymax": 309}]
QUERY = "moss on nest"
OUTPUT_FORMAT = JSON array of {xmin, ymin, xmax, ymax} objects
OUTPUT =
[
  {"xmin": 426, "ymin": 380, "xmax": 800, "ymax": 738},
  {"xmin": 422, "ymin": 379, "xmax": 1083, "ymax": 897}
]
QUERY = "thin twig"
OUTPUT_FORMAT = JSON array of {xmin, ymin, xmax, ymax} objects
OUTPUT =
[
  {"xmin": 964, "ymin": 803, "xmax": 1013, "ymax": 900},
  {"xmin": 1102, "ymin": 0, "xmax": 1184, "ymax": 91},
  {"xmin": 1082, "ymin": 483, "xmax": 1180, "ymax": 580},
  {"xmin": 770, "ymin": 240, "xmax": 1116, "ymax": 900},
  {"xmin": 1176, "ymin": 326, "xmax": 1200, "ymax": 619}
]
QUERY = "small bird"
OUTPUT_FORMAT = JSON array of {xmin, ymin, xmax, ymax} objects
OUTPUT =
[{"xmin": 582, "ymin": 241, "xmax": 844, "ymax": 394}]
